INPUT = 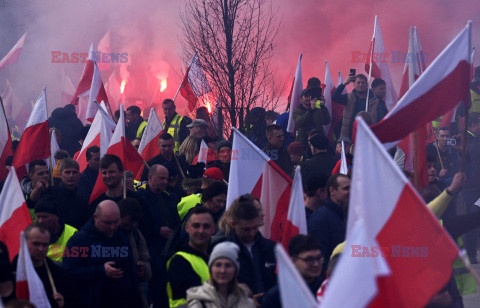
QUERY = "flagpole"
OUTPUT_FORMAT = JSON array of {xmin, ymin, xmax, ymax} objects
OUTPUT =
[
  {"xmin": 44, "ymin": 259, "xmax": 58, "ymax": 295},
  {"xmin": 173, "ymin": 52, "xmax": 197, "ymax": 102},
  {"xmin": 0, "ymin": 97, "xmax": 11, "ymax": 132},
  {"xmin": 459, "ymin": 250, "xmax": 480, "ymax": 286},
  {"xmin": 413, "ymin": 131, "xmax": 419, "ymax": 189},
  {"xmin": 365, "ymin": 15, "xmax": 377, "ymax": 112},
  {"xmin": 432, "ymin": 129, "xmax": 445, "ymax": 170},
  {"xmin": 123, "ymin": 171, "xmax": 127, "ymax": 199},
  {"xmin": 461, "ymin": 101, "xmax": 469, "ymax": 172}
]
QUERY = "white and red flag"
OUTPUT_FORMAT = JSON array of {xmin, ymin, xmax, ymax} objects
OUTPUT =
[
  {"xmin": 372, "ymin": 22, "xmax": 472, "ymax": 147},
  {"xmin": 275, "ymin": 244, "xmax": 317, "ymax": 308},
  {"xmin": 287, "ymin": 53, "xmax": 303, "ymax": 133},
  {"xmin": 397, "ymin": 26, "xmax": 431, "ymax": 188},
  {"xmin": 192, "ymin": 139, "xmax": 218, "ymax": 166},
  {"xmin": 71, "ymin": 44, "xmax": 109, "ymax": 112},
  {"xmin": 85, "ymin": 62, "xmax": 109, "ymax": 121},
  {"xmin": 179, "ymin": 52, "xmax": 212, "ymax": 111},
  {"xmin": 135, "ymin": 108, "xmax": 163, "ymax": 180},
  {"xmin": 321, "ymin": 118, "xmax": 459, "ymax": 307},
  {"xmin": 0, "ymin": 99, "xmax": 13, "ymax": 182},
  {"xmin": 97, "ymin": 30, "xmax": 111, "ymax": 72},
  {"xmin": 16, "ymin": 232, "xmax": 51, "ymax": 307},
  {"xmin": 365, "ymin": 16, "xmax": 398, "ymax": 110},
  {"xmin": 323, "ymin": 60, "xmax": 335, "ymax": 139},
  {"xmin": 12, "ymin": 88, "xmax": 50, "ymax": 178},
  {"xmin": 61, "ymin": 72, "xmax": 76, "ymax": 106},
  {"xmin": 75, "ymin": 106, "xmax": 116, "ymax": 172},
  {"xmin": 280, "ymin": 166, "xmax": 307, "ymax": 248},
  {"xmin": 340, "ymin": 141, "xmax": 348, "ymax": 175},
  {"xmin": 0, "ymin": 168, "xmax": 32, "ymax": 261},
  {"xmin": 0, "ymin": 33, "xmax": 27, "ymax": 71},
  {"xmin": 226, "ymin": 128, "xmax": 292, "ymax": 241},
  {"xmin": 89, "ymin": 105, "xmax": 143, "ymax": 203}
]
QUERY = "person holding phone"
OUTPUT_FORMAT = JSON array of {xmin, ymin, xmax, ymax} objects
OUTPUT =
[{"xmin": 332, "ymin": 72, "xmax": 379, "ymax": 139}]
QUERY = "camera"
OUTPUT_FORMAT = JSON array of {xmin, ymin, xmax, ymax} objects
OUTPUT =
[{"xmin": 446, "ymin": 138, "xmax": 456, "ymax": 146}]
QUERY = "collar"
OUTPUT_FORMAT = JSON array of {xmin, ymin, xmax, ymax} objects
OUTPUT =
[{"xmin": 324, "ymin": 198, "xmax": 345, "ymax": 219}]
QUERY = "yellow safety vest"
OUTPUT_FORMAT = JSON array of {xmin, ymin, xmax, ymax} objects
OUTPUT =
[
  {"xmin": 177, "ymin": 194, "xmax": 202, "ymax": 221},
  {"xmin": 136, "ymin": 121, "xmax": 148, "ymax": 140},
  {"xmin": 470, "ymin": 89, "xmax": 480, "ymax": 114},
  {"xmin": 439, "ymin": 220, "xmax": 476, "ymax": 295},
  {"xmin": 166, "ymin": 251, "xmax": 210, "ymax": 307},
  {"xmin": 48, "ymin": 224, "xmax": 78, "ymax": 262},
  {"xmin": 163, "ymin": 114, "xmax": 183, "ymax": 153}
]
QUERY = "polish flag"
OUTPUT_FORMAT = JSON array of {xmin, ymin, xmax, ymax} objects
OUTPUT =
[
  {"xmin": 372, "ymin": 22, "xmax": 472, "ymax": 147},
  {"xmin": 330, "ymin": 72, "xmax": 347, "ymax": 139},
  {"xmin": 49, "ymin": 130, "xmax": 60, "ymax": 167},
  {"xmin": 71, "ymin": 44, "xmax": 109, "ymax": 112},
  {"xmin": 287, "ymin": 53, "xmax": 303, "ymax": 133},
  {"xmin": 86, "ymin": 62, "xmax": 109, "ymax": 121},
  {"xmin": 75, "ymin": 106, "xmax": 116, "ymax": 172},
  {"xmin": 16, "ymin": 232, "xmax": 51, "ymax": 308},
  {"xmin": 2, "ymin": 81, "xmax": 30, "ymax": 132},
  {"xmin": 179, "ymin": 52, "xmax": 212, "ymax": 111},
  {"xmin": 365, "ymin": 16, "xmax": 398, "ymax": 110},
  {"xmin": 97, "ymin": 31, "xmax": 110, "ymax": 71},
  {"xmin": 275, "ymin": 244, "xmax": 317, "ymax": 308},
  {"xmin": 12, "ymin": 88, "xmax": 50, "ymax": 178},
  {"xmin": 135, "ymin": 108, "xmax": 163, "ymax": 180},
  {"xmin": 323, "ymin": 60, "xmax": 335, "ymax": 139},
  {"xmin": 0, "ymin": 168, "xmax": 32, "ymax": 261},
  {"xmin": 90, "ymin": 105, "xmax": 144, "ymax": 203},
  {"xmin": 0, "ymin": 33, "xmax": 27, "ymax": 71},
  {"xmin": 321, "ymin": 118, "xmax": 459, "ymax": 307},
  {"xmin": 226, "ymin": 128, "xmax": 292, "ymax": 241},
  {"xmin": 192, "ymin": 139, "xmax": 218, "ymax": 166},
  {"xmin": 397, "ymin": 27, "xmax": 430, "ymax": 188},
  {"xmin": 281, "ymin": 166, "xmax": 307, "ymax": 248},
  {"xmin": 340, "ymin": 141, "xmax": 348, "ymax": 175},
  {"xmin": 0, "ymin": 99, "xmax": 13, "ymax": 182},
  {"xmin": 61, "ymin": 72, "xmax": 76, "ymax": 106}
]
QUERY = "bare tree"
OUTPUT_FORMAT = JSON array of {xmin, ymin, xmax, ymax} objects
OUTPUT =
[{"xmin": 180, "ymin": 0, "xmax": 282, "ymax": 135}]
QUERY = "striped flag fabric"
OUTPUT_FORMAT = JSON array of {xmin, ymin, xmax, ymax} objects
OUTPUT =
[
  {"xmin": 287, "ymin": 53, "xmax": 303, "ymax": 133},
  {"xmin": 135, "ymin": 108, "xmax": 163, "ymax": 180},
  {"xmin": 180, "ymin": 52, "xmax": 212, "ymax": 111},
  {"xmin": 0, "ymin": 33, "xmax": 27, "ymax": 71}
]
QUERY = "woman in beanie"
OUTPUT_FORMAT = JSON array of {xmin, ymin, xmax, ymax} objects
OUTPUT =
[{"xmin": 186, "ymin": 242, "xmax": 255, "ymax": 308}]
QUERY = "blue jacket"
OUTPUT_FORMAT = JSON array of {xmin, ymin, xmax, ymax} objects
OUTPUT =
[
  {"xmin": 222, "ymin": 231, "xmax": 277, "ymax": 295},
  {"xmin": 63, "ymin": 218, "xmax": 141, "ymax": 307},
  {"xmin": 307, "ymin": 198, "xmax": 346, "ymax": 275}
]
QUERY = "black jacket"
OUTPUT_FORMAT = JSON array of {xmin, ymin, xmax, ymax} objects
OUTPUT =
[
  {"xmin": 263, "ymin": 143, "xmax": 294, "ymax": 177},
  {"xmin": 63, "ymin": 218, "xmax": 141, "ymax": 308},
  {"xmin": 307, "ymin": 198, "xmax": 346, "ymax": 276},
  {"xmin": 77, "ymin": 165, "xmax": 98, "ymax": 203},
  {"xmin": 141, "ymin": 153, "xmax": 189, "ymax": 182},
  {"xmin": 301, "ymin": 152, "xmax": 337, "ymax": 177},
  {"xmin": 136, "ymin": 186, "xmax": 181, "ymax": 267},
  {"xmin": 223, "ymin": 231, "xmax": 277, "ymax": 294},
  {"xmin": 31, "ymin": 183, "xmax": 89, "ymax": 230},
  {"xmin": 48, "ymin": 107, "xmax": 84, "ymax": 157}
]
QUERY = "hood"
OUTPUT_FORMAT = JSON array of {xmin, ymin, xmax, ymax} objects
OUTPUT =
[
  {"xmin": 187, "ymin": 282, "xmax": 217, "ymax": 303},
  {"xmin": 50, "ymin": 107, "xmax": 78, "ymax": 121}
]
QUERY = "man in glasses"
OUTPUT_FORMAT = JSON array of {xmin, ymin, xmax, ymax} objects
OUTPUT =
[{"xmin": 262, "ymin": 235, "xmax": 323, "ymax": 307}]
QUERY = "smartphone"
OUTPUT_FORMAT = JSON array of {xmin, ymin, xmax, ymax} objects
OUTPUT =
[{"xmin": 349, "ymin": 68, "xmax": 356, "ymax": 77}]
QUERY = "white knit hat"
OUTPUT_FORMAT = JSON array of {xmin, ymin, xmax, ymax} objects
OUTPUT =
[{"xmin": 209, "ymin": 242, "xmax": 240, "ymax": 271}]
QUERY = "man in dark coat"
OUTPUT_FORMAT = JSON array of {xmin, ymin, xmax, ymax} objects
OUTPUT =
[
  {"xmin": 263, "ymin": 124, "xmax": 293, "ymax": 177},
  {"xmin": 301, "ymin": 133, "xmax": 337, "ymax": 177},
  {"xmin": 63, "ymin": 200, "xmax": 141, "ymax": 307},
  {"xmin": 48, "ymin": 106, "xmax": 84, "ymax": 157},
  {"xmin": 77, "ymin": 146, "xmax": 100, "ymax": 202},
  {"xmin": 308, "ymin": 174, "xmax": 350, "ymax": 277}
]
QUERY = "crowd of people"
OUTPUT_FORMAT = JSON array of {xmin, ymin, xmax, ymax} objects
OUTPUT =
[{"xmin": 1, "ymin": 68, "xmax": 480, "ymax": 307}]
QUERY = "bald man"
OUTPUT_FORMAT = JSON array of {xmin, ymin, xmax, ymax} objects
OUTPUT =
[
  {"xmin": 63, "ymin": 200, "xmax": 141, "ymax": 307},
  {"xmin": 137, "ymin": 165, "xmax": 181, "ymax": 308}
]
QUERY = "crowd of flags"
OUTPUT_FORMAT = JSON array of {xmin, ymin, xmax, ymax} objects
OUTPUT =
[{"xmin": 0, "ymin": 15, "xmax": 476, "ymax": 307}]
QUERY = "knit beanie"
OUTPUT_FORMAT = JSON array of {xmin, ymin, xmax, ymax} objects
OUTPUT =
[
  {"xmin": 35, "ymin": 197, "xmax": 59, "ymax": 216},
  {"xmin": 208, "ymin": 242, "xmax": 240, "ymax": 272},
  {"xmin": 216, "ymin": 140, "xmax": 232, "ymax": 152}
]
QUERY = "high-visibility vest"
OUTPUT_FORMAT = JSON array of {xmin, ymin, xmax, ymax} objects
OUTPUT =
[
  {"xmin": 163, "ymin": 114, "xmax": 183, "ymax": 152},
  {"xmin": 166, "ymin": 251, "xmax": 210, "ymax": 307},
  {"xmin": 136, "ymin": 121, "xmax": 148, "ymax": 140},
  {"xmin": 439, "ymin": 220, "xmax": 476, "ymax": 295},
  {"xmin": 452, "ymin": 237, "xmax": 476, "ymax": 295},
  {"xmin": 48, "ymin": 224, "xmax": 78, "ymax": 262},
  {"xmin": 470, "ymin": 89, "xmax": 480, "ymax": 114}
]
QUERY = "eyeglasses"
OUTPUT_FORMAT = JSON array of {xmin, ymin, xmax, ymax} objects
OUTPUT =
[{"xmin": 296, "ymin": 256, "xmax": 323, "ymax": 266}]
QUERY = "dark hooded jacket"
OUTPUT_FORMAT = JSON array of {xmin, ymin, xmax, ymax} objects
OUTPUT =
[{"xmin": 48, "ymin": 107, "xmax": 84, "ymax": 157}]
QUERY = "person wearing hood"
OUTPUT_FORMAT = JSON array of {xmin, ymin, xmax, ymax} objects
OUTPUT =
[
  {"xmin": 186, "ymin": 242, "xmax": 255, "ymax": 308},
  {"xmin": 48, "ymin": 106, "xmax": 84, "ymax": 157}
]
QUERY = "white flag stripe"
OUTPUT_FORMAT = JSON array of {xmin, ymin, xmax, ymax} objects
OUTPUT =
[
  {"xmin": 138, "ymin": 108, "xmax": 163, "ymax": 155},
  {"xmin": 25, "ymin": 88, "xmax": 48, "ymax": 128}
]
